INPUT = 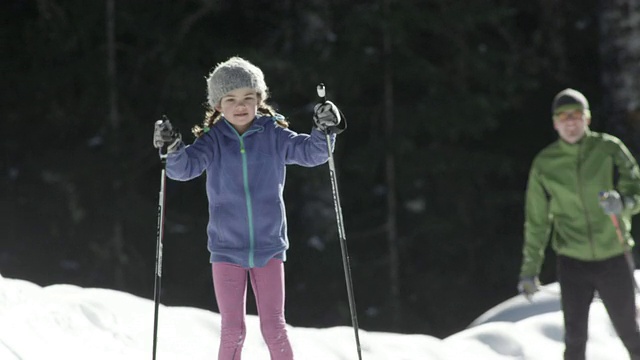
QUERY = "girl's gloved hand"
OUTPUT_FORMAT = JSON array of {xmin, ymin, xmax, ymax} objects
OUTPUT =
[
  {"xmin": 313, "ymin": 101, "xmax": 341, "ymax": 131},
  {"xmin": 153, "ymin": 119, "xmax": 182, "ymax": 153}
]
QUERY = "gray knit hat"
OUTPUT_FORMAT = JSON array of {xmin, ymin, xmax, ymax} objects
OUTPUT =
[
  {"xmin": 552, "ymin": 88, "xmax": 590, "ymax": 114},
  {"xmin": 206, "ymin": 56, "xmax": 269, "ymax": 108}
]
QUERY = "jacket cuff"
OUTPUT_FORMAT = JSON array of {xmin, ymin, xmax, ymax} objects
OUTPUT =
[{"xmin": 622, "ymin": 195, "xmax": 637, "ymax": 210}]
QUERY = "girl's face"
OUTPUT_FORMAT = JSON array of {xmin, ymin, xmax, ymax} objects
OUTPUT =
[{"xmin": 215, "ymin": 87, "xmax": 259, "ymax": 134}]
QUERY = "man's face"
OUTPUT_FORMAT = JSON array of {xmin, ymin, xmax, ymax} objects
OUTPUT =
[{"xmin": 553, "ymin": 109, "xmax": 590, "ymax": 144}]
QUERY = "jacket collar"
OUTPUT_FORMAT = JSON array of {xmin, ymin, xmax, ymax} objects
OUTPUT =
[
  {"xmin": 215, "ymin": 116, "xmax": 268, "ymax": 139},
  {"xmin": 557, "ymin": 128, "xmax": 592, "ymax": 153}
]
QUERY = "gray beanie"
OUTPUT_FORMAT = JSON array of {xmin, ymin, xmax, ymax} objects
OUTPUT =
[
  {"xmin": 552, "ymin": 88, "xmax": 590, "ymax": 114},
  {"xmin": 206, "ymin": 57, "xmax": 268, "ymax": 108}
]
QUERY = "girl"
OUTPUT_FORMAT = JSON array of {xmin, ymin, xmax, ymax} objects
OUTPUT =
[{"xmin": 153, "ymin": 56, "xmax": 342, "ymax": 360}]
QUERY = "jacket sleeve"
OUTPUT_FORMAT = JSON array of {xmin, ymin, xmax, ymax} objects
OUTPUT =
[
  {"xmin": 276, "ymin": 126, "xmax": 335, "ymax": 167},
  {"xmin": 520, "ymin": 161, "xmax": 552, "ymax": 277},
  {"xmin": 613, "ymin": 139, "xmax": 640, "ymax": 215},
  {"xmin": 165, "ymin": 135, "xmax": 214, "ymax": 181}
]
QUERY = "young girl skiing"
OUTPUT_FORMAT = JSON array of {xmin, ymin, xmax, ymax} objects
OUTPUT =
[{"xmin": 152, "ymin": 56, "xmax": 342, "ymax": 360}]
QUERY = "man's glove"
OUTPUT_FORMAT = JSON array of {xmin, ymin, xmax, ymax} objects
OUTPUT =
[
  {"xmin": 517, "ymin": 275, "xmax": 540, "ymax": 301},
  {"xmin": 598, "ymin": 190, "xmax": 630, "ymax": 215},
  {"xmin": 313, "ymin": 100, "xmax": 341, "ymax": 131},
  {"xmin": 153, "ymin": 119, "xmax": 182, "ymax": 153}
]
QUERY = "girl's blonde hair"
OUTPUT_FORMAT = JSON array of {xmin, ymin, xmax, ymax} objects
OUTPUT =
[{"xmin": 192, "ymin": 101, "xmax": 288, "ymax": 137}]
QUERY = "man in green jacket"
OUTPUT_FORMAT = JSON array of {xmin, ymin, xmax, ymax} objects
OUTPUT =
[{"xmin": 518, "ymin": 88, "xmax": 640, "ymax": 360}]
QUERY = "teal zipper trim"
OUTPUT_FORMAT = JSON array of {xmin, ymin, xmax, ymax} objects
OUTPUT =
[
  {"xmin": 226, "ymin": 120, "xmax": 260, "ymax": 268},
  {"xmin": 238, "ymin": 136, "xmax": 256, "ymax": 268}
]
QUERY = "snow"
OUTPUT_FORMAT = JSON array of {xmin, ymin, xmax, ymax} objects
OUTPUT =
[{"xmin": 0, "ymin": 272, "xmax": 637, "ymax": 359}]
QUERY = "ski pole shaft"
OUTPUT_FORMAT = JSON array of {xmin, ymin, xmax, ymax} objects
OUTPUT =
[
  {"xmin": 610, "ymin": 213, "xmax": 624, "ymax": 244},
  {"xmin": 609, "ymin": 213, "xmax": 639, "ymax": 292},
  {"xmin": 598, "ymin": 192, "xmax": 638, "ymax": 292},
  {"xmin": 152, "ymin": 118, "xmax": 169, "ymax": 360},
  {"xmin": 317, "ymin": 83, "xmax": 363, "ymax": 360}
]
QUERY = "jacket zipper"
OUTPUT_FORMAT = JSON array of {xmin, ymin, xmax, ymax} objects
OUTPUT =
[
  {"xmin": 231, "ymin": 125, "xmax": 260, "ymax": 268},
  {"xmin": 577, "ymin": 141, "xmax": 595, "ymax": 258}
]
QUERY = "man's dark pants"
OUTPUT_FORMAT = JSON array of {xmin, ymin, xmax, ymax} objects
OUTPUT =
[{"xmin": 558, "ymin": 254, "xmax": 640, "ymax": 360}]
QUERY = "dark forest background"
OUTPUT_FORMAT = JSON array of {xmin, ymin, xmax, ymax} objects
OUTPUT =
[{"xmin": 2, "ymin": 0, "xmax": 640, "ymax": 338}]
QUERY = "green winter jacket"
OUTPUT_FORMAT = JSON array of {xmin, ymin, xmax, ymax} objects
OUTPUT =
[{"xmin": 520, "ymin": 130, "xmax": 640, "ymax": 277}]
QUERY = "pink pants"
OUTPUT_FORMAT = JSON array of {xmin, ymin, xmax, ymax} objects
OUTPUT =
[{"xmin": 212, "ymin": 258, "xmax": 293, "ymax": 360}]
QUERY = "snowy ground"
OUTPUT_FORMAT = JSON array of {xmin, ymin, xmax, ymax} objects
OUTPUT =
[{"xmin": 0, "ymin": 272, "xmax": 638, "ymax": 359}]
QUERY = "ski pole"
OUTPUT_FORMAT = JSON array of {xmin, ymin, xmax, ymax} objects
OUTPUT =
[
  {"xmin": 152, "ymin": 116, "xmax": 169, "ymax": 360},
  {"xmin": 599, "ymin": 191, "xmax": 639, "ymax": 292},
  {"xmin": 317, "ymin": 83, "xmax": 362, "ymax": 360},
  {"xmin": 609, "ymin": 212, "xmax": 640, "ymax": 318},
  {"xmin": 609, "ymin": 212, "xmax": 639, "ymax": 292}
]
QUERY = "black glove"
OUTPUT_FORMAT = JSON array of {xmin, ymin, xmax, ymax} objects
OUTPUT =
[
  {"xmin": 153, "ymin": 119, "xmax": 182, "ymax": 153},
  {"xmin": 313, "ymin": 101, "xmax": 341, "ymax": 131}
]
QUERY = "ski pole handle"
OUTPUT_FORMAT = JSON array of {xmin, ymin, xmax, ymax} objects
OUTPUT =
[
  {"xmin": 317, "ymin": 83, "xmax": 326, "ymax": 102},
  {"xmin": 316, "ymin": 83, "xmax": 328, "ymax": 135},
  {"xmin": 315, "ymin": 82, "xmax": 347, "ymax": 135},
  {"xmin": 157, "ymin": 114, "xmax": 171, "ymax": 160}
]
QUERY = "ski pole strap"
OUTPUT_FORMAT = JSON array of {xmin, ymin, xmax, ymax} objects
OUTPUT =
[
  {"xmin": 158, "ymin": 149, "xmax": 168, "ymax": 162},
  {"xmin": 326, "ymin": 109, "xmax": 347, "ymax": 135}
]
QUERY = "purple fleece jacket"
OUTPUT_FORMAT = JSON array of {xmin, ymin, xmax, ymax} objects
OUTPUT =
[{"xmin": 166, "ymin": 115, "xmax": 334, "ymax": 268}]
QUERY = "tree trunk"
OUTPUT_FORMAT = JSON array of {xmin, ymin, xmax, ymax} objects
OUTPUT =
[
  {"xmin": 106, "ymin": 0, "xmax": 126, "ymax": 288},
  {"xmin": 382, "ymin": 0, "xmax": 401, "ymax": 329},
  {"xmin": 599, "ymin": 0, "xmax": 640, "ymax": 154}
]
